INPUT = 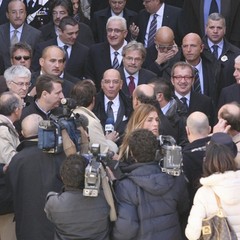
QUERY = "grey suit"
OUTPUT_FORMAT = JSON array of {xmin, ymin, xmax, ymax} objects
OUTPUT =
[{"xmin": 0, "ymin": 23, "xmax": 42, "ymax": 68}]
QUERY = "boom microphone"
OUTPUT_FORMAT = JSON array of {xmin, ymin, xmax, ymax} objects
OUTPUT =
[
  {"xmin": 61, "ymin": 98, "xmax": 77, "ymax": 109},
  {"xmin": 74, "ymin": 113, "xmax": 89, "ymax": 131}
]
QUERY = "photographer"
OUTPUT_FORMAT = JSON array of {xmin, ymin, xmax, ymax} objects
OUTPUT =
[
  {"xmin": 44, "ymin": 154, "xmax": 110, "ymax": 240},
  {"xmin": 112, "ymin": 129, "xmax": 189, "ymax": 240}
]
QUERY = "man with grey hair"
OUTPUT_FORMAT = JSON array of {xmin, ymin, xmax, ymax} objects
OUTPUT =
[
  {"xmin": 118, "ymin": 40, "xmax": 156, "ymax": 97},
  {"xmin": 183, "ymin": 111, "xmax": 211, "ymax": 204},
  {"xmin": 0, "ymin": 91, "xmax": 24, "ymax": 240},
  {"xmin": 203, "ymin": 13, "xmax": 240, "ymax": 95},
  {"xmin": 86, "ymin": 16, "xmax": 128, "ymax": 91}
]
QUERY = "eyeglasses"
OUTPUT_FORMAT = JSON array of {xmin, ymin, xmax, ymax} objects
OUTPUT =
[
  {"xmin": 124, "ymin": 56, "xmax": 142, "ymax": 63},
  {"xmin": 11, "ymin": 81, "xmax": 32, "ymax": 87},
  {"xmin": 172, "ymin": 75, "xmax": 194, "ymax": 81},
  {"xmin": 14, "ymin": 56, "xmax": 31, "ymax": 61},
  {"xmin": 102, "ymin": 79, "xmax": 121, "ymax": 84},
  {"xmin": 106, "ymin": 28, "xmax": 125, "ymax": 34},
  {"xmin": 155, "ymin": 44, "xmax": 175, "ymax": 51}
]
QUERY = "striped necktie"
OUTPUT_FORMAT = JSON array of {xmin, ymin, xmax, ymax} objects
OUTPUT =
[
  {"xmin": 147, "ymin": 13, "xmax": 158, "ymax": 47},
  {"xmin": 193, "ymin": 68, "xmax": 201, "ymax": 94},
  {"xmin": 112, "ymin": 52, "xmax": 119, "ymax": 69}
]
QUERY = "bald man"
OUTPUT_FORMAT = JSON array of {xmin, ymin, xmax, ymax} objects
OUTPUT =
[
  {"xmin": 182, "ymin": 33, "xmax": 221, "ymax": 102},
  {"xmin": 144, "ymin": 26, "xmax": 181, "ymax": 81},
  {"xmin": 217, "ymin": 102, "xmax": 240, "ymax": 168},
  {"xmin": 132, "ymin": 84, "xmax": 156, "ymax": 109},
  {"xmin": 21, "ymin": 114, "xmax": 43, "ymax": 138},
  {"xmin": 183, "ymin": 111, "xmax": 211, "ymax": 204}
]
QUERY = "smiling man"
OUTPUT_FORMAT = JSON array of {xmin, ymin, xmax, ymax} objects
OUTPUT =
[{"xmin": 118, "ymin": 40, "xmax": 156, "ymax": 97}]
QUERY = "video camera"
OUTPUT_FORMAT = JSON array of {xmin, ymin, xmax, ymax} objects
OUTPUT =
[
  {"xmin": 83, "ymin": 144, "xmax": 114, "ymax": 197},
  {"xmin": 38, "ymin": 98, "xmax": 82, "ymax": 154},
  {"xmin": 157, "ymin": 135, "xmax": 182, "ymax": 176}
]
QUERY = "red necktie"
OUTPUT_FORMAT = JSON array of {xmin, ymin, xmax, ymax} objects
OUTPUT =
[{"xmin": 128, "ymin": 76, "xmax": 135, "ymax": 95}]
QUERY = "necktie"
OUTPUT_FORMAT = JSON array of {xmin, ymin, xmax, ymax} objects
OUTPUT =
[
  {"xmin": 63, "ymin": 45, "xmax": 69, "ymax": 62},
  {"xmin": 193, "ymin": 68, "xmax": 201, "ymax": 94},
  {"xmin": 147, "ymin": 13, "xmax": 158, "ymax": 48},
  {"xmin": 209, "ymin": 0, "xmax": 219, "ymax": 15},
  {"xmin": 212, "ymin": 45, "xmax": 218, "ymax": 59},
  {"xmin": 107, "ymin": 101, "xmax": 114, "ymax": 120},
  {"xmin": 112, "ymin": 52, "xmax": 119, "ymax": 69},
  {"xmin": 128, "ymin": 76, "xmax": 135, "ymax": 96},
  {"xmin": 11, "ymin": 29, "xmax": 18, "ymax": 45},
  {"xmin": 180, "ymin": 97, "xmax": 188, "ymax": 110}
]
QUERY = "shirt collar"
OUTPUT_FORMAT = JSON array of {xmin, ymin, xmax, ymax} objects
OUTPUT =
[
  {"xmin": 207, "ymin": 38, "xmax": 224, "ymax": 50},
  {"xmin": 110, "ymin": 40, "xmax": 127, "ymax": 55},
  {"xmin": 175, "ymin": 91, "xmax": 191, "ymax": 101},
  {"xmin": 10, "ymin": 23, "xmax": 23, "ymax": 33}
]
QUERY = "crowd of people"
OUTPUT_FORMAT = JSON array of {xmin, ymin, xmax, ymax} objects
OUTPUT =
[{"xmin": 0, "ymin": 0, "xmax": 240, "ymax": 239}]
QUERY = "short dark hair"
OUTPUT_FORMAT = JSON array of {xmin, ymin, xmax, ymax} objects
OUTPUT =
[
  {"xmin": 0, "ymin": 92, "xmax": 21, "ymax": 116},
  {"xmin": 59, "ymin": 16, "xmax": 79, "ymax": 31},
  {"xmin": 60, "ymin": 154, "xmax": 87, "ymax": 189},
  {"xmin": 7, "ymin": 0, "xmax": 26, "ymax": 13},
  {"xmin": 50, "ymin": 0, "xmax": 73, "ymax": 16},
  {"xmin": 36, "ymin": 74, "xmax": 63, "ymax": 99},
  {"xmin": 128, "ymin": 129, "xmax": 158, "ymax": 163},
  {"xmin": 150, "ymin": 78, "xmax": 173, "ymax": 102},
  {"xmin": 203, "ymin": 143, "xmax": 237, "ymax": 177},
  {"xmin": 71, "ymin": 80, "xmax": 96, "ymax": 107},
  {"xmin": 10, "ymin": 42, "xmax": 32, "ymax": 59}
]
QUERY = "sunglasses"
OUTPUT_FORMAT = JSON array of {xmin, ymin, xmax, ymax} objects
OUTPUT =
[{"xmin": 14, "ymin": 56, "xmax": 31, "ymax": 61}]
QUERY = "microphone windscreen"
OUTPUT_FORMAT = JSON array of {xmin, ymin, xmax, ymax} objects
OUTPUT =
[
  {"xmin": 75, "ymin": 113, "xmax": 89, "ymax": 129},
  {"xmin": 105, "ymin": 118, "xmax": 114, "ymax": 133},
  {"xmin": 61, "ymin": 98, "xmax": 77, "ymax": 109}
]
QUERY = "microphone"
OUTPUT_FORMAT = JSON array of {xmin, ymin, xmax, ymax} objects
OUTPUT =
[
  {"xmin": 61, "ymin": 98, "xmax": 77, "ymax": 109},
  {"xmin": 105, "ymin": 118, "xmax": 114, "ymax": 134},
  {"xmin": 74, "ymin": 113, "xmax": 89, "ymax": 131}
]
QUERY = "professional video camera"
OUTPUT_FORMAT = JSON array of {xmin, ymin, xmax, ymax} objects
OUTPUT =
[
  {"xmin": 157, "ymin": 135, "xmax": 182, "ymax": 176},
  {"xmin": 38, "ymin": 98, "xmax": 86, "ymax": 154},
  {"xmin": 83, "ymin": 144, "xmax": 114, "ymax": 197}
]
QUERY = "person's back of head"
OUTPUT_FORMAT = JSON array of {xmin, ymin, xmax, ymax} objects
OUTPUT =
[
  {"xmin": 128, "ymin": 128, "xmax": 158, "ymax": 163},
  {"xmin": 60, "ymin": 154, "xmax": 86, "ymax": 189},
  {"xmin": 203, "ymin": 132, "xmax": 237, "ymax": 177},
  {"xmin": 186, "ymin": 111, "xmax": 211, "ymax": 142},
  {"xmin": 21, "ymin": 114, "xmax": 43, "ymax": 138},
  {"xmin": 0, "ymin": 91, "xmax": 22, "ymax": 117},
  {"xmin": 71, "ymin": 80, "xmax": 96, "ymax": 108}
]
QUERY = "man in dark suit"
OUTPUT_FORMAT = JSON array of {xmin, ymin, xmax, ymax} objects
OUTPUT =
[
  {"xmin": 144, "ymin": 26, "xmax": 180, "ymax": 81},
  {"xmin": 39, "ymin": 0, "xmax": 94, "ymax": 47},
  {"xmin": 0, "ymin": 0, "xmax": 42, "ymax": 69},
  {"xmin": 131, "ymin": 0, "xmax": 182, "ymax": 47},
  {"xmin": 23, "ymin": 0, "xmax": 51, "ymax": 29},
  {"xmin": 91, "ymin": 0, "xmax": 137, "ymax": 43},
  {"xmin": 171, "ymin": 61, "xmax": 215, "ymax": 126},
  {"xmin": 86, "ymin": 16, "xmax": 128, "ymax": 91},
  {"xmin": 93, "ymin": 69, "xmax": 133, "ymax": 142},
  {"xmin": 203, "ymin": 13, "xmax": 240, "ymax": 97},
  {"xmin": 0, "ymin": 0, "xmax": 10, "ymax": 25},
  {"xmin": 218, "ymin": 55, "xmax": 240, "ymax": 108},
  {"xmin": 181, "ymin": 32, "xmax": 221, "ymax": 105},
  {"xmin": 118, "ymin": 40, "xmax": 156, "ymax": 97},
  {"xmin": 32, "ymin": 16, "xmax": 88, "ymax": 80},
  {"xmin": 29, "ymin": 45, "xmax": 74, "ymax": 98},
  {"xmin": 181, "ymin": 0, "xmax": 240, "ymax": 48}
]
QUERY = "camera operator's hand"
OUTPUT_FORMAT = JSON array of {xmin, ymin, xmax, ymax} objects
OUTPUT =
[{"xmin": 105, "ymin": 131, "xmax": 119, "ymax": 142}]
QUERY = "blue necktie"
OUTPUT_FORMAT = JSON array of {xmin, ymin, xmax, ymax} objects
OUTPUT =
[
  {"xmin": 112, "ymin": 52, "xmax": 119, "ymax": 69},
  {"xmin": 147, "ymin": 14, "xmax": 158, "ymax": 47}
]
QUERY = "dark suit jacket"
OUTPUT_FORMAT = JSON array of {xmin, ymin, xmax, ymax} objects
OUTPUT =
[
  {"xmin": 0, "ymin": 0, "xmax": 10, "ymax": 25},
  {"xmin": 181, "ymin": 0, "xmax": 240, "ymax": 47},
  {"xmin": 91, "ymin": 7, "xmax": 137, "ymax": 43},
  {"xmin": 0, "ymin": 75, "xmax": 8, "ymax": 94},
  {"xmin": 32, "ymin": 38, "xmax": 89, "ymax": 79},
  {"xmin": 86, "ymin": 42, "xmax": 124, "ymax": 91},
  {"xmin": 188, "ymin": 91, "xmax": 215, "ymax": 126},
  {"xmin": 218, "ymin": 84, "xmax": 240, "ymax": 109},
  {"xmin": 30, "ymin": 72, "xmax": 74, "ymax": 98},
  {"xmin": 203, "ymin": 36, "xmax": 240, "ymax": 97},
  {"xmin": 0, "ymin": 55, "xmax": 5, "ymax": 75},
  {"xmin": 118, "ymin": 66, "xmax": 157, "ymax": 97},
  {"xmin": 93, "ymin": 90, "xmax": 133, "ymax": 137},
  {"xmin": 39, "ymin": 21, "xmax": 94, "ymax": 47},
  {"xmin": 135, "ymin": 4, "xmax": 182, "ymax": 46},
  {"xmin": 0, "ymin": 23, "xmax": 42, "ymax": 68}
]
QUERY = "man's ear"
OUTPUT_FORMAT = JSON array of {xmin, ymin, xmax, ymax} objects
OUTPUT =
[{"xmin": 185, "ymin": 126, "xmax": 190, "ymax": 136}]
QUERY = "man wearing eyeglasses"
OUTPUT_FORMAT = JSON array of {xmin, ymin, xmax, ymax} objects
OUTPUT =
[
  {"xmin": 144, "ymin": 26, "xmax": 180, "ymax": 81},
  {"xmin": 86, "ymin": 16, "xmax": 128, "ymax": 91},
  {"xmin": 118, "ymin": 40, "xmax": 156, "ymax": 97},
  {"xmin": 171, "ymin": 61, "xmax": 214, "ymax": 126},
  {"xmin": 91, "ymin": 0, "xmax": 136, "ymax": 43}
]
